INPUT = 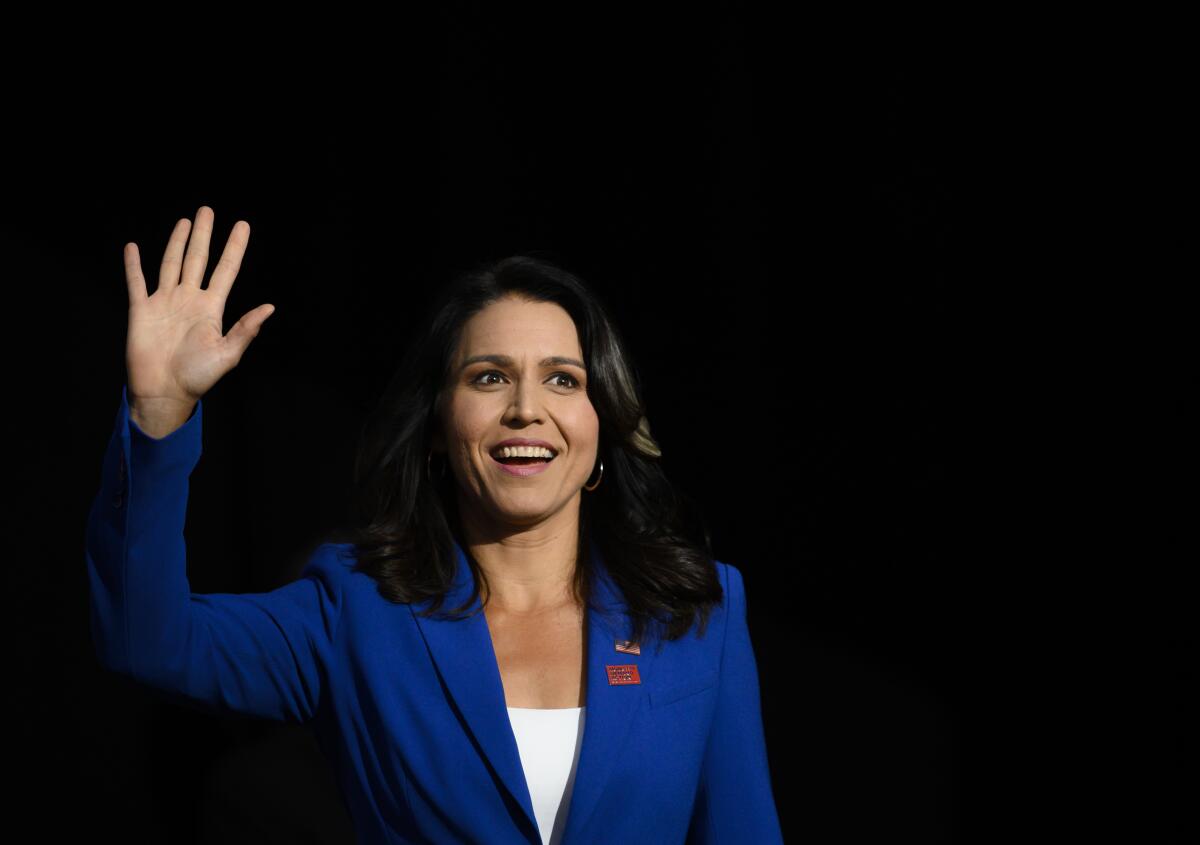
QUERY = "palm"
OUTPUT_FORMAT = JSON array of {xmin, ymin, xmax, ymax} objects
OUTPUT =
[{"xmin": 123, "ymin": 206, "xmax": 274, "ymax": 405}]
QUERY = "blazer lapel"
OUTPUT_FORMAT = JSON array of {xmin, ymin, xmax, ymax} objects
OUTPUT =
[
  {"xmin": 560, "ymin": 538, "xmax": 661, "ymax": 844},
  {"xmin": 409, "ymin": 537, "xmax": 660, "ymax": 844},
  {"xmin": 408, "ymin": 539, "xmax": 537, "ymax": 837}
]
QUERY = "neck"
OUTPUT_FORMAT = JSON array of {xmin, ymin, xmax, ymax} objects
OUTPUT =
[{"xmin": 456, "ymin": 504, "xmax": 583, "ymax": 615}]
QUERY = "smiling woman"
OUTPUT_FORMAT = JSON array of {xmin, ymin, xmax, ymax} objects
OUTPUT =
[{"xmin": 88, "ymin": 214, "xmax": 782, "ymax": 844}]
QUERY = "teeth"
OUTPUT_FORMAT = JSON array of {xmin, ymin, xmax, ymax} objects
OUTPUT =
[{"xmin": 495, "ymin": 445, "xmax": 555, "ymax": 459}]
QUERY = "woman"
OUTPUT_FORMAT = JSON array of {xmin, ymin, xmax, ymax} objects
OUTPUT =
[{"xmin": 86, "ymin": 206, "xmax": 784, "ymax": 844}]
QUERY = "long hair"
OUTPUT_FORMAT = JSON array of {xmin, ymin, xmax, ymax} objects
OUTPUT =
[{"xmin": 331, "ymin": 254, "xmax": 722, "ymax": 649}]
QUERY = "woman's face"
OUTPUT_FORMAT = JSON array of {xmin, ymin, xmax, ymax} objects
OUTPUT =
[{"xmin": 434, "ymin": 296, "xmax": 600, "ymax": 529}]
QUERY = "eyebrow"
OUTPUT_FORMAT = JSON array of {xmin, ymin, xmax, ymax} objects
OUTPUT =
[{"xmin": 459, "ymin": 354, "xmax": 586, "ymax": 372}]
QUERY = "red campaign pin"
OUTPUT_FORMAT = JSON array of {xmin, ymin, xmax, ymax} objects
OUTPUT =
[
  {"xmin": 606, "ymin": 664, "xmax": 641, "ymax": 685},
  {"xmin": 615, "ymin": 640, "xmax": 640, "ymax": 655}
]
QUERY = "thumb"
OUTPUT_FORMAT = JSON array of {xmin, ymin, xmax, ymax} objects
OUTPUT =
[{"xmin": 224, "ymin": 303, "xmax": 276, "ymax": 366}]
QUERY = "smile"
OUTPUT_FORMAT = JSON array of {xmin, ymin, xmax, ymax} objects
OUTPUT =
[{"xmin": 489, "ymin": 452, "xmax": 556, "ymax": 477}]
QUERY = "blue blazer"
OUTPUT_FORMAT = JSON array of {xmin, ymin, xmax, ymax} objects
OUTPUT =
[{"xmin": 86, "ymin": 386, "xmax": 784, "ymax": 844}]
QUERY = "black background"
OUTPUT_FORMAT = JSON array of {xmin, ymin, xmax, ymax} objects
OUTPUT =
[{"xmin": 5, "ymin": 13, "xmax": 1112, "ymax": 844}]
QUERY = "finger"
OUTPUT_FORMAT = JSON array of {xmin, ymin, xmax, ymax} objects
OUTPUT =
[
  {"xmin": 181, "ymin": 205, "xmax": 214, "ymax": 289},
  {"xmin": 222, "ymin": 303, "xmax": 276, "ymax": 367},
  {"xmin": 206, "ymin": 220, "xmax": 251, "ymax": 301},
  {"xmin": 124, "ymin": 242, "xmax": 149, "ymax": 306},
  {"xmin": 158, "ymin": 217, "xmax": 192, "ymax": 292}
]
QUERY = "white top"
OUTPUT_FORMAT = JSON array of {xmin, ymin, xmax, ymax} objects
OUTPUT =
[{"xmin": 506, "ymin": 706, "xmax": 587, "ymax": 845}]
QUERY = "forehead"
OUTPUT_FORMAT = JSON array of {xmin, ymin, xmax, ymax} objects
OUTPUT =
[{"xmin": 456, "ymin": 298, "xmax": 582, "ymax": 357}]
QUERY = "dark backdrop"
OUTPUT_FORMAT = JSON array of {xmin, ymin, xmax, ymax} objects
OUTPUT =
[{"xmin": 8, "ymin": 15, "xmax": 986, "ymax": 844}]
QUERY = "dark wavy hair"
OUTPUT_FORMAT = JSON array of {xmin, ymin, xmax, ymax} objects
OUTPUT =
[{"xmin": 330, "ymin": 254, "xmax": 722, "ymax": 650}]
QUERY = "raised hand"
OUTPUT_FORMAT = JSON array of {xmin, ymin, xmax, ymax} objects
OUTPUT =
[{"xmin": 123, "ymin": 206, "xmax": 274, "ymax": 434}]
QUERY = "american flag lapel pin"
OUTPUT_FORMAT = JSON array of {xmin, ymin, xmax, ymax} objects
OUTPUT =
[{"xmin": 614, "ymin": 639, "xmax": 640, "ymax": 654}]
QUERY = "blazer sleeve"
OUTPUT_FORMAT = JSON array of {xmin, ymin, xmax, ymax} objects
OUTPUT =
[
  {"xmin": 686, "ymin": 562, "xmax": 785, "ymax": 844},
  {"xmin": 84, "ymin": 384, "xmax": 344, "ymax": 725}
]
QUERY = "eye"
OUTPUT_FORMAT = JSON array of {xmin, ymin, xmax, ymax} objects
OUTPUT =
[
  {"xmin": 473, "ymin": 370, "xmax": 505, "ymax": 385},
  {"xmin": 550, "ymin": 373, "xmax": 581, "ymax": 388}
]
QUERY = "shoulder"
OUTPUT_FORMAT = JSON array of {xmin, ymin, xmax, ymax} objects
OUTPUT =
[
  {"xmin": 301, "ymin": 541, "xmax": 356, "ymax": 566},
  {"xmin": 713, "ymin": 559, "xmax": 745, "ymax": 610},
  {"xmin": 298, "ymin": 542, "xmax": 360, "ymax": 586}
]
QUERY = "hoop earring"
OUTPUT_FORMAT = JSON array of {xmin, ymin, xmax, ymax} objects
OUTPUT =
[
  {"xmin": 584, "ymin": 459, "xmax": 604, "ymax": 491},
  {"xmin": 427, "ymin": 450, "xmax": 447, "ymax": 481}
]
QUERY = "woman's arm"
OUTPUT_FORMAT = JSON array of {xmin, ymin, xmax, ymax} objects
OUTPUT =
[
  {"xmin": 85, "ymin": 384, "xmax": 345, "ymax": 725},
  {"xmin": 686, "ymin": 562, "xmax": 785, "ymax": 843}
]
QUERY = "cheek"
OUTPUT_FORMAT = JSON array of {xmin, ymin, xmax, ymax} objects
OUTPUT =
[
  {"xmin": 566, "ymin": 414, "xmax": 601, "ymax": 459},
  {"xmin": 443, "ymin": 408, "xmax": 488, "ymax": 455}
]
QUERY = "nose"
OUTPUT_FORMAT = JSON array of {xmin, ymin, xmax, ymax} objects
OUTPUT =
[{"xmin": 503, "ymin": 378, "xmax": 545, "ymax": 424}]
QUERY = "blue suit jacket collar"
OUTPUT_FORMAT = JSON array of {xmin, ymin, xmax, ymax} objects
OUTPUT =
[{"xmin": 408, "ymin": 536, "xmax": 660, "ymax": 842}]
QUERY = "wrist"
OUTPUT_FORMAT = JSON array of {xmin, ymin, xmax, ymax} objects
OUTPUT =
[{"xmin": 129, "ymin": 396, "xmax": 196, "ymax": 440}]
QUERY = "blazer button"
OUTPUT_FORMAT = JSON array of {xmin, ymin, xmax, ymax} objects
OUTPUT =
[{"xmin": 111, "ymin": 492, "xmax": 123, "ymax": 509}]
